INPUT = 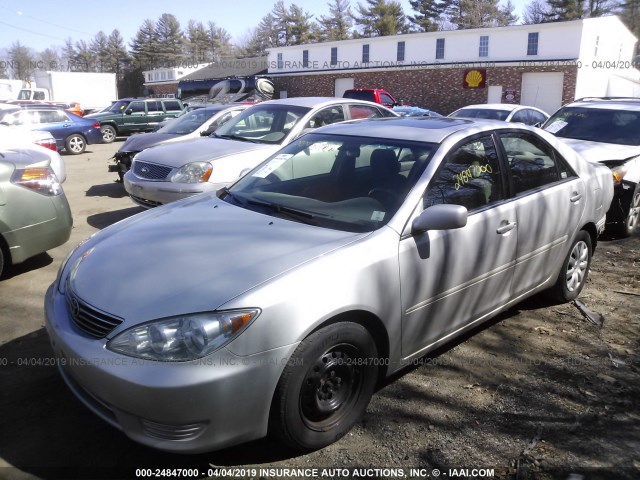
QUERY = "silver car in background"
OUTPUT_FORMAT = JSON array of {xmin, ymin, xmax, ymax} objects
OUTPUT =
[
  {"xmin": 45, "ymin": 117, "xmax": 612, "ymax": 453},
  {"xmin": 123, "ymin": 97, "xmax": 397, "ymax": 208}
]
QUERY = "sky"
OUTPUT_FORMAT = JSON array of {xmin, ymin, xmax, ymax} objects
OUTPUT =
[{"xmin": 0, "ymin": 0, "xmax": 529, "ymax": 53}]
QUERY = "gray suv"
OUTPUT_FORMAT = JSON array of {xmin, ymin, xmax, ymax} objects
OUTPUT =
[{"xmin": 85, "ymin": 98, "xmax": 185, "ymax": 143}]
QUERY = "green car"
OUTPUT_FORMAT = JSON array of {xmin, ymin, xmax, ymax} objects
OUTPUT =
[
  {"xmin": 84, "ymin": 98, "xmax": 185, "ymax": 143},
  {"xmin": 0, "ymin": 144, "xmax": 72, "ymax": 277}
]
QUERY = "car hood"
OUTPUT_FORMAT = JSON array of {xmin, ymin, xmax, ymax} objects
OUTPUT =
[
  {"xmin": 558, "ymin": 138, "xmax": 640, "ymax": 164},
  {"xmin": 118, "ymin": 132, "xmax": 182, "ymax": 153},
  {"xmin": 68, "ymin": 194, "xmax": 364, "ymax": 326},
  {"xmin": 134, "ymin": 137, "xmax": 272, "ymax": 168}
]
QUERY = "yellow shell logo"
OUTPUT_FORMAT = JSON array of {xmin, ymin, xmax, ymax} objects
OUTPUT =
[{"xmin": 465, "ymin": 70, "xmax": 483, "ymax": 88}]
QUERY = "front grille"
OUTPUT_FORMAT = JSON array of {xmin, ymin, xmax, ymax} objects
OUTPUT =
[
  {"xmin": 133, "ymin": 161, "xmax": 172, "ymax": 180},
  {"xmin": 130, "ymin": 194, "xmax": 163, "ymax": 208},
  {"xmin": 67, "ymin": 290, "xmax": 123, "ymax": 338},
  {"xmin": 141, "ymin": 418, "xmax": 208, "ymax": 441}
]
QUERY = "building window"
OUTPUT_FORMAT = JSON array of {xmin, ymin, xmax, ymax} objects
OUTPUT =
[
  {"xmin": 479, "ymin": 36, "xmax": 489, "ymax": 57},
  {"xmin": 277, "ymin": 52, "xmax": 283, "ymax": 69},
  {"xmin": 527, "ymin": 32, "xmax": 539, "ymax": 56},
  {"xmin": 594, "ymin": 36, "xmax": 599, "ymax": 56},
  {"xmin": 168, "ymin": 71, "xmax": 174, "ymax": 80},
  {"xmin": 303, "ymin": 50, "xmax": 309, "ymax": 68},
  {"xmin": 436, "ymin": 38, "xmax": 445, "ymax": 60},
  {"xmin": 160, "ymin": 71, "xmax": 166, "ymax": 80},
  {"xmin": 397, "ymin": 41, "xmax": 405, "ymax": 61},
  {"xmin": 331, "ymin": 47, "xmax": 338, "ymax": 66},
  {"xmin": 362, "ymin": 44, "xmax": 370, "ymax": 63}
]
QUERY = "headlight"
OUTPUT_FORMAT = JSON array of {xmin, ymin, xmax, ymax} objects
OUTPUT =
[
  {"xmin": 11, "ymin": 167, "xmax": 61, "ymax": 196},
  {"xmin": 611, "ymin": 165, "xmax": 628, "ymax": 186},
  {"xmin": 107, "ymin": 309, "xmax": 260, "ymax": 361},
  {"xmin": 170, "ymin": 162, "xmax": 213, "ymax": 183}
]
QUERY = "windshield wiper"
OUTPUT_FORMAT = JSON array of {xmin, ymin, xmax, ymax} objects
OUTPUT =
[
  {"xmin": 212, "ymin": 133, "xmax": 259, "ymax": 143},
  {"xmin": 246, "ymin": 198, "xmax": 321, "ymax": 225}
]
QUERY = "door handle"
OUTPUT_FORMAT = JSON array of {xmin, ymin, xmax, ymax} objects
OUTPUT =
[
  {"xmin": 570, "ymin": 192, "xmax": 582, "ymax": 203},
  {"xmin": 496, "ymin": 221, "xmax": 517, "ymax": 234}
]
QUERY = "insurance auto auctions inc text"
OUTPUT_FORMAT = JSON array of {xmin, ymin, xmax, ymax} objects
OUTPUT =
[{"xmin": 209, "ymin": 467, "xmax": 495, "ymax": 478}]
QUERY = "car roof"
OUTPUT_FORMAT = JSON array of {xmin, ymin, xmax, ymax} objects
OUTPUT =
[
  {"xmin": 314, "ymin": 116, "xmax": 505, "ymax": 143},
  {"xmin": 456, "ymin": 103, "xmax": 521, "ymax": 112},
  {"xmin": 257, "ymin": 97, "xmax": 388, "ymax": 109},
  {"xmin": 564, "ymin": 98, "xmax": 640, "ymax": 111}
]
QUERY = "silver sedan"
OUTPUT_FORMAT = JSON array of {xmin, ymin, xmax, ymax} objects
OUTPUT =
[
  {"xmin": 45, "ymin": 117, "xmax": 613, "ymax": 453},
  {"xmin": 123, "ymin": 97, "xmax": 397, "ymax": 208}
]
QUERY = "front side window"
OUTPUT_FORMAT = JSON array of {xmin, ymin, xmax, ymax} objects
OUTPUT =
[
  {"xmin": 160, "ymin": 108, "xmax": 219, "ymax": 135},
  {"xmin": 527, "ymin": 32, "xmax": 539, "ymax": 56},
  {"xmin": 425, "ymin": 136, "xmax": 503, "ymax": 211},
  {"xmin": 436, "ymin": 38, "xmax": 445, "ymax": 60},
  {"xmin": 450, "ymin": 108, "xmax": 510, "ymax": 121},
  {"xmin": 499, "ymin": 132, "xmax": 570, "ymax": 195},
  {"xmin": 306, "ymin": 106, "xmax": 345, "ymax": 128},
  {"xmin": 214, "ymin": 104, "xmax": 310, "ymax": 145},
  {"xmin": 127, "ymin": 102, "xmax": 146, "ymax": 114},
  {"xmin": 479, "ymin": 36, "xmax": 489, "ymax": 57},
  {"xmin": 224, "ymin": 133, "xmax": 436, "ymax": 232}
]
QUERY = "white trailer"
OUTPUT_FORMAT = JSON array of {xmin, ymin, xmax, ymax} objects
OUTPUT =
[{"xmin": 18, "ymin": 72, "xmax": 117, "ymax": 111}]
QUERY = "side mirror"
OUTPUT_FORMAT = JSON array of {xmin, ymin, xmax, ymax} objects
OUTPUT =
[
  {"xmin": 125, "ymin": 110, "xmax": 132, "ymax": 115},
  {"xmin": 411, "ymin": 204, "xmax": 467, "ymax": 234}
]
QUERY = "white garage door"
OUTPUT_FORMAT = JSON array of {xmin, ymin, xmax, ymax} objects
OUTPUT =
[
  {"xmin": 335, "ymin": 78, "xmax": 354, "ymax": 97},
  {"xmin": 521, "ymin": 72, "xmax": 564, "ymax": 115}
]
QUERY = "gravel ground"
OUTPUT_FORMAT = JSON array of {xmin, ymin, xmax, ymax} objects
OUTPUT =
[{"xmin": 0, "ymin": 142, "xmax": 638, "ymax": 480}]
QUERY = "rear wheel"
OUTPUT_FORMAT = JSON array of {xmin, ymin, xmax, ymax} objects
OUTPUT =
[
  {"xmin": 100, "ymin": 125, "xmax": 116, "ymax": 143},
  {"xmin": 550, "ymin": 230, "xmax": 592, "ymax": 302},
  {"xmin": 65, "ymin": 134, "xmax": 86, "ymax": 154},
  {"xmin": 270, "ymin": 322, "xmax": 378, "ymax": 451}
]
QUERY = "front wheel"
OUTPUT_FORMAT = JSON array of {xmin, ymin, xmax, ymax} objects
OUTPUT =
[
  {"xmin": 550, "ymin": 230, "xmax": 592, "ymax": 302},
  {"xmin": 65, "ymin": 134, "xmax": 86, "ymax": 154},
  {"xmin": 100, "ymin": 125, "xmax": 116, "ymax": 143},
  {"xmin": 270, "ymin": 322, "xmax": 379, "ymax": 451}
]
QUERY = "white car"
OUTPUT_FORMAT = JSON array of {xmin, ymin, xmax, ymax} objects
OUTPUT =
[
  {"xmin": 123, "ymin": 97, "xmax": 397, "ymax": 208},
  {"xmin": 543, "ymin": 97, "xmax": 640, "ymax": 237},
  {"xmin": 449, "ymin": 103, "xmax": 549, "ymax": 127},
  {"xmin": 0, "ymin": 125, "xmax": 66, "ymax": 183}
]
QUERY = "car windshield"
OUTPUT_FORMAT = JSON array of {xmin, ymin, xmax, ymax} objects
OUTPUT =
[
  {"xmin": 109, "ymin": 100, "xmax": 131, "ymax": 113},
  {"xmin": 223, "ymin": 133, "xmax": 436, "ymax": 232},
  {"xmin": 450, "ymin": 108, "xmax": 510, "ymax": 121},
  {"xmin": 158, "ymin": 108, "xmax": 219, "ymax": 135},
  {"xmin": 544, "ymin": 106, "xmax": 640, "ymax": 146},
  {"xmin": 213, "ymin": 103, "xmax": 309, "ymax": 145}
]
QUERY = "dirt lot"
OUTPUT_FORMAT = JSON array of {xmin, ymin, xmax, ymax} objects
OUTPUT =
[{"xmin": 0, "ymin": 141, "xmax": 638, "ymax": 480}]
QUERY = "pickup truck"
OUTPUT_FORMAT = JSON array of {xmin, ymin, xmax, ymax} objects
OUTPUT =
[{"xmin": 343, "ymin": 88, "xmax": 399, "ymax": 108}]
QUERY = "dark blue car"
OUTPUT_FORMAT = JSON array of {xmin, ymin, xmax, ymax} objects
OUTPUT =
[{"xmin": 0, "ymin": 107, "xmax": 102, "ymax": 154}]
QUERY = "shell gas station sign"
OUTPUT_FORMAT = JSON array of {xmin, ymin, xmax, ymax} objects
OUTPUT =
[{"xmin": 463, "ymin": 69, "xmax": 487, "ymax": 89}]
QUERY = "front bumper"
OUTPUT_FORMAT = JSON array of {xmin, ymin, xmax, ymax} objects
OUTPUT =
[
  {"xmin": 123, "ymin": 171, "xmax": 221, "ymax": 208},
  {"xmin": 44, "ymin": 283, "xmax": 296, "ymax": 453}
]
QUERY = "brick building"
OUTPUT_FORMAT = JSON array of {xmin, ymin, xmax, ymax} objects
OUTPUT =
[{"xmin": 267, "ymin": 16, "xmax": 639, "ymax": 115}]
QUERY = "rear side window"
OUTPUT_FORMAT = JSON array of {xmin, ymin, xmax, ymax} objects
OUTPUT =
[
  {"xmin": 499, "ymin": 132, "xmax": 573, "ymax": 195},
  {"xmin": 349, "ymin": 104, "xmax": 386, "ymax": 120},
  {"xmin": 163, "ymin": 100, "xmax": 183, "ymax": 112},
  {"xmin": 425, "ymin": 135, "xmax": 504, "ymax": 211},
  {"xmin": 147, "ymin": 101, "xmax": 162, "ymax": 112}
]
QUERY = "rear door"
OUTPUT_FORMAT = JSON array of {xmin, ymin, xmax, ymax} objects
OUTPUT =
[{"xmin": 497, "ymin": 130, "xmax": 586, "ymax": 297}]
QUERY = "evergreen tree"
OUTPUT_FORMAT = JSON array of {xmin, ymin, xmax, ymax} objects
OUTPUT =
[
  {"xmin": 130, "ymin": 19, "xmax": 159, "ymax": 69},
  {"xmin": 186, "ymin": 21, "xmax": 210, "ymax": 62},
  {"xmin": 354, "ymin": 0, "xmax": 410, "ymax": 37},
  {"xmin": 62, "ymin": 38, "xmax": 76, "ymax": 71},
  {"xmin": 154, "ymin": 13, "xmax": 185, "ymax": 67},
  {"xmin": 544, "ymin": 0, "xmax": 586, "ymax": 21},
  {"xmin": 585, "ymin": 0, "xmax": 618, "ymax": 16},
  {"xmin": 499, "ymin": 0, "xmax": 519, "ymax": 24},
  {"xmin": 619, "ymin": 0, "xmax": 640, "ymax": 55},
  {"xmin": 446, "ymin": 0, "xmax": 512, "ymax": 29},
  {"xmin": 8, "ymin": 42, "xmax": 34, "ymax": 80},
  {"xmin": 73, "ymin": 40, "xmax": 95, "ymax": 72},
  {"xmin": 288, "ymin": 4, "xmax": 316, "ymax": 44},
  {"xmin": 206, "ymin": 21, "xmax": 232, "ymax": 60},
  {"xmin": 107, "ymin": 29, "xmax": 130, "ymax": 82},
  {"xmin": 38, "ymin": 48, "xmax": 61, "ymax": 71},
  {"xmin": 317, "ymin": 0, "xmax": 355, "ymax": 41},
  {"xmin": 408, "ymin": 0, "xmax": 450, "ymax": 32},
  {"xmin": 90, "ymin": 31, "xmax": 110, "ymax": 72}
]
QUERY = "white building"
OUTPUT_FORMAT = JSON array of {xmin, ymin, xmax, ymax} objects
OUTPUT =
[{"xmin": 267, "ymin": 16, "xmax": 639, "ymax": 115}]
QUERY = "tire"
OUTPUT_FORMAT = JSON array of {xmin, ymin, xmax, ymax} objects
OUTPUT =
[
  {"xmin": 65, "ymin": 134, "xmax": 86, "ymax": 155},
  {"xmin": 270, "ymin": 322, "xmax": 379, "ymax": 451},
  {"xmin": 100, "ymin": 125, "xmax": 116, "ymax": 143},
  {"xmin": 617, "ymin": 184, "xmax": 640, "ymax": 238},
  {"xmin": 551, "ymin": 230, "xmax": 592, "ymax": 302}
]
